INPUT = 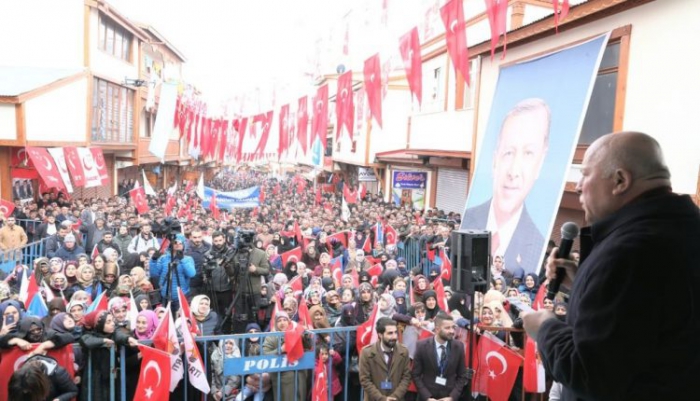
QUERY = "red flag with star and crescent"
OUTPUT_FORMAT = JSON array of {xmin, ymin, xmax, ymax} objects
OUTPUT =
[
  {"xmin": 129, "ymin": 187, "xmax": 150, "ymax": 215},
  {"xmin": 284, "ymin": 322, "xmax": 306, "ymax": 362},
  {"xmin": 399, "ymin": 27, "xmax": 423, "ymax": 105},
  {"xmin": 441, "ymin": 0, "xmax": 471, "ymax": 85},
  {"xmin": 210, "ymin": 193, "xmax": 220, "ymax": 220},
  {"xmin": 311, "ymin": 358, "xmax": 329, "ymax": 401},
  {"xmin": 356, "ymin": 304, "xmax": 379, "ymax": 354},
  {"xmin": 297, "ymin": 96, "xmax": 309, "ymax": 155},
  {"xmin": 0, "ymin": 199, "xmax": 15, "ymax": 218},
  {"xmin": 484, "ymin": 0, "xmax": 509, "ymax": 59},
  {"xmin": 363, "ymin": 53, "xmax": 383, "ymax": 128},
  {"xmin": 311, "ymin": 85, "xmax": 328, "ymax": 150},
  {"xmin": 26, "ymin": 146, "xmax": 65, "ymax": 191},
  {"xmin": 439, "ymin": 247, "xmax": 452, "ymax": 282},
  {"xmin": 473, "ymin": 333, "xmax": 522, "ymax": 401},
  {"xmin": 135, "ymin": 345, "xmax": 172, "ymax": 401},
  {"xmin": 336, "ymin": 72, "xmax": 354, "ymax": 141},
  {"xmin": 281, "ymin": 247, "xmax": 302, "ymax": 266}
]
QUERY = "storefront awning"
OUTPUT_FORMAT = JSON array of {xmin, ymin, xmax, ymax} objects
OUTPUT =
[{"xmin": 375, "ymin": 149, "xmax": 471, "ymax": 165}]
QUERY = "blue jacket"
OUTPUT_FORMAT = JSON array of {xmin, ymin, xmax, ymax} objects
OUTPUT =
[{"xmin": 149, "ymin": 252, "xmax": 196, "ymax": 301}]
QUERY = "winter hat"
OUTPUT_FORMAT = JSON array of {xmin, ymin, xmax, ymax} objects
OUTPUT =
[
  {"xmin": 275, "ymin": 311, "xmax": 290, "ymax": 322},
  {"xmin": 245, "ymin": 323, "xmax": 262, "ymax": 332},
  {"xmin": 64, "ymin": 234, "xmax": 76, "ymax": 243}
]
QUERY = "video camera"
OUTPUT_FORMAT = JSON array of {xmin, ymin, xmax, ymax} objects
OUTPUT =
[{"xmin": 161, "ymin": 217, "xmax": 182, "ymax": 241}]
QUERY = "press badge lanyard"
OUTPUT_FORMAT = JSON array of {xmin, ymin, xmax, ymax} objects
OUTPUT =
[
  {"xmin": 381, "ymin": 348, "xmax": 394, "ymax": 391},
  {"xmin": 435, "ymin": 342, "xmax": 449, "ymax": 386}
]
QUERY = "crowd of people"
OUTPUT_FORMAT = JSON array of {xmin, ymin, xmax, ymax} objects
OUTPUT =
[{"xmin": 0, "ymin": 169, "xmax": 561, "ymax": 401}]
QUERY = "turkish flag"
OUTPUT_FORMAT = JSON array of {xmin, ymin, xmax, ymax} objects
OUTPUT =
[
  {"xmin": 26, "ymin": 146, "xmax": 65, "ymax": 190},
  {"xmin": 426, "ymin": 243, "xmax": 436, "ymax": 262},
  {"xmin": 259, "ymin": 185, "xmax": 266, "ymax": 204},
  {"xmin": 484, "ymin": 0, "xmax": 509, "ymax": 59},
  {"xmin": 441, "ymin": 0, "xmax": 471, "ymax": 85},
  {"xmin": 384, "ymin": 225, "xmax": 398, "ymax": 247},
  {"xmin": 288, "ymin": 275, "xmax": 303, "ymax": 293},
  {"xmin": 253, "ymin": 111, "xmax": 274, "ymax": 160},
  {"xmin": 474, "ymin": 333, "xmax": 522, "ymax": 401},
  {"xmin": 236, "ymin": 117, "xmax": 248, "ymax": 163},
  {"xmin": 129, "ymin": 187, "xmax": 150, "ymax": 215},
  {"xmin": 356, "ymin": 305, "xmax": 378, "ymax": 354},
  {"xmin": 367, "ymin": 263, "xmax": 383, "ymax": 277},
  {"xmin": 328, "ymin": 231, "xmax": 348, "ymax": 248},
  {"xmin": 312, "ymin": 359, "xmax": 329, "ymax": 401},
  {"xmin": 278, "ymin": 104, "xmax": 290, "ymax": 158},
  {"xmin": 532, "ymin": 283, "xmax": 547, "ymax": 311},
  {"xmin": 362, "ymin": 236, "xmax": 371, "ymax": 253},
  {"xmin": 294, "ymin": 221, "xmax": 303, "ymax": 246},
  {"xmin": 364, "ymin": 53, "xmax": 383, "ymax": 128},
  {"xmin": 91, "ymin": 244, "xmax": 100, "ymax": 261},
  {"xmin": 135, "ymin": 345, "xmax": 172, "ymax": 401},
  {"xmin": 199, "ymin": 117, "xmax": 211, "ymax": 160},
  {"xmin": 553, "ymin": 0, "xmax": 571, "ymax": 29},
  {"xmin": 210, "ymin": 193, "xmax": 220, "ymax": 219},
  {"xmin": 432, "ymin": 275, "xmax": 449, "ymax": 312},
  {"xmin": 311, "ymin": 85, "xmax": 328, "ymax": 149},
  {"xmin": 336, "ymin": 70, "xmax": 354, "ymax": 141},
  {"xmin": 159, "ymin": 238, "xmax": 171, "ymax": 255},
  {"xmin": 284, "ymin": 323, "xmax": 305, "ymax": 362},
  {"xmin": 63, "ymin": 147, "xmax": 86, "ymax": 187},
  {"xmin": 524, "ymin": 338, "xmax": 546, "ymax": 393},
  {"xmin": 297, "ymin": 96, "xmax": 309, "ymax": 155},
  {"xmin": 439, "ymin": 248, "xmax": 452, "ymax": 282},
  {"xmin": 219, "ymin": 119, "xmax": 229, "ymax": 164},
  {"xmin": 315, "ymin": 188, "xmax": 322, "ymax": 205},
  {"xmin": 164, "ymin": 195, "xmax": 176, "ymax": 216},
  {"xmin": 0, "ymin": 199, "xmax": 15, "ymax": 218},
  {"xmin": 89, "ymin": 147, "xmax": 110, "ymax": 185},
  {"xmin": 298, "ymin": 297, "xmax": 312, "ymax": 328},
  {"xmin": 343, "ymin": 184, "xmax": 358, "ymax": 204},
  {"xmin": 0, "ymin": 345, "xmax": 41, "ymax": 401},
  {"xmin": 281, "ymin": 247, "xmax": 302, "ymax": 266}
]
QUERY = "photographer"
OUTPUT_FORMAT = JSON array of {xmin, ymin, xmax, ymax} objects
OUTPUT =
[
  {"xmin": 225, "ymin": 230, "xmax": 270, "ymax": 334},
  {"xmin": 185, "ymin": 229, "xmax": 212, "ymax": 297},
  {"xmin": 149, "ymin": 233, "xmax": 195, "ymax": 311},
  {"xmin": 204, "ymin": 231, "xmax": 234, "ymax": 319}
]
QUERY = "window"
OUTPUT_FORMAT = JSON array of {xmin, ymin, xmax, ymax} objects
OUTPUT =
[
  {"xmin": 144, "ymin": 111, "xmax": 155, "ymax": 138},
  {"xmin": 98, "ymin": 15, "xmax": 132, "ymax": 62},
  {"xmin": 458, "ymin": 58, "xmax": 480, "ymax": 109},
  {"xmin": 420, "ymin": 55, "xmax": 446, "ymax": 114},
  {"xmin": 92, "ymin": 78, "xmax": 134, "ymax": 143},
  {"xmin": 579, "ymin": 28, "xmax": 630, "ymax": 146}
]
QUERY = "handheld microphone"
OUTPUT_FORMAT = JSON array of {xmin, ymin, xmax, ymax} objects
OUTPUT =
[{"xmin": 546, "ymin": 222, "xmax": 580, "ymax": 301}]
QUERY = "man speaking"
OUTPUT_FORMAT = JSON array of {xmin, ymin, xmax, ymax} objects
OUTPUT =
[
  {"xmin": 461, "ymin": 98, "xmax": 548, "ymax": 274},
  {"xmin": 523, "ymin": 132, "xmax": 700, "ymax": 400}
]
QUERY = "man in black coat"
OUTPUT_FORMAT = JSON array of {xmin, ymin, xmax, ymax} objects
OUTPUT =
[
  {"xmin": 412, "ymin": 312, "xmax": 468, "ymax": 401},
  {"xmin": 524, "ymin": 132, "xmax": 700, "ymax": 400}
]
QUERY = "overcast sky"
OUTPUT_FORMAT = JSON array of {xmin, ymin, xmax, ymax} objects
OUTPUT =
[{"xmin": 112, "ymin": 0, "xmax": 349, "ymax": 104}]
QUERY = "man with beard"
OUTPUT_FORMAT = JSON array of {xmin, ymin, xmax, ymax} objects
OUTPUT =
[
  {"xmin": 359, "ymin": 317, "xmax": 412, "ymax": 401},
  {"xmin": 412, "ymin": 312, "xmax": 468, "ymax": 401},
  {"xmin": 206, "ymin": 231, "xmax": 234, "ymax": 323},
  {"xmin": 186, "ymin": 228, "xmax": 212, "ymax": 297}
]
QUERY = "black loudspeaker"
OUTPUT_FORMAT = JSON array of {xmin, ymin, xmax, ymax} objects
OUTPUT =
[{"xmin": 450, "ymin": 229, "xmax": 491, "ymax": 294}]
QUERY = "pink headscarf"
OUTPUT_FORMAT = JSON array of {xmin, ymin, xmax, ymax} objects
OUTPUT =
[{"xmin": 134, "ymin": 310, "xmax": 159, "ymax": 340}]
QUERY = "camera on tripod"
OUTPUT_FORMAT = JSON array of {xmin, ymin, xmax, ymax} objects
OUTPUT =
[{"xmin": 161, "ymin": 217, "xmax": 182, "ymax": 241}]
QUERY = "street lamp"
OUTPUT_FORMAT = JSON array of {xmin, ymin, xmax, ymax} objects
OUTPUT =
[{"xmin": 123, "ymin": 77, "xmax": 149, "ymax": 87}]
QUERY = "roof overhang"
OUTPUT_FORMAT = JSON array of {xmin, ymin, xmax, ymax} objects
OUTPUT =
[{"xmin": 375, "ymin": 149, "xmax": 471, "ymax": 165}]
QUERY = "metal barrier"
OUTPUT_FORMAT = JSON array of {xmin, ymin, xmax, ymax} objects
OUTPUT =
[
  {"xmin": 397, "ymin": 238, "xmax": 421, "ymax": 273},
  {"xmin": 0, "ymin": 236, "xmax": 49, "ymax": 273},
  {"xmin": 78, "ymin": 326, "xmax": 360, "ymax": 401}
]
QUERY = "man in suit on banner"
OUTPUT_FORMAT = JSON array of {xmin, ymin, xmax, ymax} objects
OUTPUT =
[
  {"xmin": 461, "ymin": 98, "xmax": 549, "ymax": 275},
  {"xmin": 412, "ymin": 312, "xmax": 468, "ymax": 401}
]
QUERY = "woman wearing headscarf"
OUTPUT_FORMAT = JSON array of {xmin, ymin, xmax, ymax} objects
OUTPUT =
[
  {"xmin": 355, "ymin": 282, "xmax": 375, "ymax": 324},
  {"xmin": 191, "ymin": 294, "xmax": 220, "ymax": 335},
  {"xmin": 48, "ymin": 272, "xmax": 73, "ymax": 301},
  {"xmin": 0, "ymin": 316, "xmax": 73, "ymax": 355},
  {"xmin": 71, "ymin": 265, "xmax": 102, "ymax": 301},
  {"xmin": 376, "ymin": 293, "xmax": 416, "ymax": 326},
  {"xmin": 211, "ymin": 337, "xmax": 242, "ymax": 401},
  {"xmin": 421, "ymin": 289, "xmax": 442, "ymax": 321},
  {"xmin": 262, "ymin": 311, "xmax": 309, "ymax": 401},
  {"xmin": 124, "ymin": 310, "xmax": 159, "ymax": 400},
  {"xmin": 107, "ymin": 297, "xmax": 130, "ymax": 334},
  {"xmin": 79, "ymin": 310, "xmax": 138, "ymax": 401},
  {"xmin": 134, "ymin": 294, "xmax": 151, "ymax": 311},
  {"xmin": 33, "ymin": 257, "xmax": 51, "ymax": 286},
  {"xmin": 0, "ymin": 299, "xmax": 23, "ymax": 337},
  {"xmin": 50, "ymin": 312, "xmax": 84, "ymax": 388},
  {"xmin": 282, "ymin": 261, "xmax": 298, "ymax": 281},
  {"xmin": 43, "ymin": 298, "xmax": 66, "ymax": 329},
  {"xmin": 411, "ymin": 274, "xmax": 430, "ymax": 303},
  {"xmin": 129, "ymin": 266, "xmax": 154, "ymax": 294}
]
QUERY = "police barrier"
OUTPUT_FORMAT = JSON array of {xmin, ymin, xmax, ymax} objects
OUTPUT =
[
  {"xmin": 0, "ymin": 236, "xmax": 49, "ymax": 273},
  {"xmin": 76, "ymin": 326, "xmax": 362, "ymax": 401}
]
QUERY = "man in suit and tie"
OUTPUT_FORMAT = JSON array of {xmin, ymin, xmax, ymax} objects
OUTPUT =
[
  {"xmin": 460, "ymin": 98, "xmax": 549, "ymax": 275},
  {"xmin": 359, "ymin": 317, "xmax": 412, "ymax": 401},
  {"xmin": 412, "ymin": 312, "xmax": 468, "ymax": 401}
]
